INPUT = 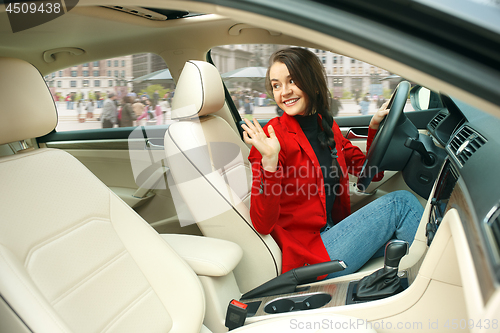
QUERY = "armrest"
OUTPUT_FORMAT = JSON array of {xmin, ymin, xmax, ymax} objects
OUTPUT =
[{"xmin": 161, "ymin": 234, "xmax": 243, "ymax": 277}]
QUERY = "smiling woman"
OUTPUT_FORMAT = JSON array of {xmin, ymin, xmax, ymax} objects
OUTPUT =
[
  {"xmin": 267, "ymin": 48, "xmax": 326, "ymax": 117},
  {"xmin": 269, "ymin": 61, "xmax": 310, "ymax": 117},
  {"xmin": 242, "ymin": 47, "xmax": 423, "ymax": 278}
]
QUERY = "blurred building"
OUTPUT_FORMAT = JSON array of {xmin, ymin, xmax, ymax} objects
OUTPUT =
[
  {"xmin": 132, "ymin": 53, "xmax": 169, "ymax": 93},
  {"xmin": 211, "ymin": 44, "xmax": 390, "ymax": 97},
  {"xmin": 45, "ymin": 56, "xmax": 133, "ymax": 100},
  {"xmin": 45, "ymin": 47, "xmax": 390, "ymax": 103},
  {"xmin": 310, "ymin": 49, "xmax": 390, "ymax": 98}
]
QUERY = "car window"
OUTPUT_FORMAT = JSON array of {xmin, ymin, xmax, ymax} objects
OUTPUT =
[
  {"xmin": 44, "ymin": 53, "xmax": 176, "ymax": 132},
  {"xmin": 211, "ymin": 44, "xmax": 413, "ymax": 120}
]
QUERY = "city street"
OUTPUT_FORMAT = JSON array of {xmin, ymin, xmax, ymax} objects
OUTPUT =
[{"xmin": 55, "ymin": 99, "xmax": 413, "ymax": 132}]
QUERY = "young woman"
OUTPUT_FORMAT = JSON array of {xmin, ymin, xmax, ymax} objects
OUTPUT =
[{"xmin": 241, "ymin": 48, "xmax": 423, "ymax": 278}]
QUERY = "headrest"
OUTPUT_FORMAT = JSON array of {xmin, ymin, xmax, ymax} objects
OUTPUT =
[
  {"xmin": 0, "ymin": 58, "xmax": 57, "ymax": 145},
  {"xmin": 171, "ymin": 61, "xmax": 225, "ymax": 120}
]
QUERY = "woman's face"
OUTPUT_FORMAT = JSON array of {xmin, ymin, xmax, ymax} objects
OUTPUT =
[{"xmin": 269, "ymin": 61, "xmax": 309, "ymax": 116}]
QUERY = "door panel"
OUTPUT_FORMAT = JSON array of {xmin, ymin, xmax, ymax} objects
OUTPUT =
[{"xmin": 38, "ymin": 126, "xmax": 200, "ymax": 235}]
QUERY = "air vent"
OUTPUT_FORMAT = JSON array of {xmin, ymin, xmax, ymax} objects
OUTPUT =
[
  {"xmin": 103, "ymin": 6, "xmax": 169, "ymax": 21},
  {"xmin": 448, "ymin": 125, "xmax": 486, "ymax": 166},
  {"xmin": 484, "ymin": 205, "xmax": 500, "ymax": 264},
  {"xmin": 428, "ymin": 112, "xmax": 447, "ymax": 130}
]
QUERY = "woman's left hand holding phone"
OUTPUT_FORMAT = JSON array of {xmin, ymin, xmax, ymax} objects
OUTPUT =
[{"xmin": 242, "ymin": 118, "xmax": 281, "ymax": 172}]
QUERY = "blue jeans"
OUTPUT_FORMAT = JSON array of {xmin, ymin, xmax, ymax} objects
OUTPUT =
[{"xmin": 320, "ymin": 190, "xmax": 423, "ymax": 279}]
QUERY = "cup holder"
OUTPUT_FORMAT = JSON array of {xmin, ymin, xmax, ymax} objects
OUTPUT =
[{"xmin": 264, "ymin": 293, "xmax": 332, "ymax": 314}]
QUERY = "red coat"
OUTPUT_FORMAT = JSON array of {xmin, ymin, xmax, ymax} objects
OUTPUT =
[{"xmin": 248, "ymin": 113, "xmax": 379, "ymax": 274}]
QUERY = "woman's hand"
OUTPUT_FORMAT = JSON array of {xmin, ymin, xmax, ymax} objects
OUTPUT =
[
  {"xmin": 369, "ymin": 100, "xmax": 390, "ymax": 130},
  {"xmin": 242, "ymin": 118, "xmax": 281, "ymax": 172}
]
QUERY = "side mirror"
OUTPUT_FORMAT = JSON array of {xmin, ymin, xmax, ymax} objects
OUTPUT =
[{"xmin": 410, "ymin": 85, "xmax": 442, "ymax": 110}]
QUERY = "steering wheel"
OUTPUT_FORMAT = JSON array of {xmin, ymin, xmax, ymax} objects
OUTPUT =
[{"xmin": 357, "ymin": 81, "xmax": 411, "ymax": 191}]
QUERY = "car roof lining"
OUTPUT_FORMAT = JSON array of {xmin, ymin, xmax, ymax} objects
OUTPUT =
[{"xmin": 0, "ymin": 0, "xmax": 498, "ymax": 116}]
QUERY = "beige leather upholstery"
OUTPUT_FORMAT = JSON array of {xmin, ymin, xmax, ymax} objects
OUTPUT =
[
  {"xmin": 161, "ymin": 234, "xmax": 243, "ymax": 277},
  {"xmin": 0, "ymin": 57, "xmax": 375, "ymax": 333},
  {"xmin": 164, "ymin": 61, "xmax": 282, "ymax": 293},
  {"xmin": 0, "ymin": 57, "xmax": 206, "ymax": 333},
  {"xmin": 171, "ymin": 61, "xmax": 226, "ymax": 119},
  {"xmin": 0, "ymin": 58, "xmax": 57, "ymax": 145}
]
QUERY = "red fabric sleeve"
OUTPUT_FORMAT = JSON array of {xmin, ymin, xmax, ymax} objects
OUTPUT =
[{"xmin": 248, "ymin": 121, "xmax": 286, "ymax": 235}]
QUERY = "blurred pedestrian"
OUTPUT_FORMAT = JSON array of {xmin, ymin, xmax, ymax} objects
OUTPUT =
[
  {"xmin": 359, "ymin": 93, "xmax": 370, "ymax": 115},
  {"xmin": 137, "ymin": 99, "xmax": 156, "ymax": 125},
  {"xmin": 132, "ymin": 98, "xmax": 144, "ymax": 117},
  {"xmin": 76, "ymin": 99, "xmax": 85, "ymax": 123},
  {"xmin": 153, "ymin": 101, "xmax": 163, "ymax": 125},
  {"xmin": 377, "ymin": 95, "xmax": 386, "ymax": 108},
  {"xmin": 70, "ymin": 92, "xmax": 76, "ymax": 110},
  {"xmin": 120, "ymin": 96, "xmax": 137, "ymax": 127},
  {"xmin": 159, "ymin": 98, "xmax": 170, "ymax": 124},
  {"xmin": 354, "ymin": 88, "xmax": 361, "ymax": 105},
  {"xmin": 244, "ymin": 96, "xmax": 253, "ymax": 119},
  {"xmin": 101, "ymin": 93, "xmax": 118, "ymax": 128},
  {"xmin": 65, "ymin": 94, "xmax": 71, "ymax": 109},
  {"xmin": 95, "ymin": 91, "xmax": 102, "ymax": 108},
  {"xmin": 330, "ymin": 95, "xmax": 343, "ymax": 117},
  {"xmin": 86, "ymin": 98, "xmax": 95, "ymax": 119},
  {"xmin": 153, "ymin": 90, "xmax": 160, "ymax": 106}
]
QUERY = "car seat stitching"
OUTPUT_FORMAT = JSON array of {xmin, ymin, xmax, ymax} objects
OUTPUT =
[
  {"xmin": 100, "ymin": 287, "xmax": 155, "ymax": 333},
  {"xmin": 51, "ymin": 250, "xmax": 128, "ymax": 306},
  {"xmin": 24, "ymin": 217, "xmax": 111, "ymax": 268}
]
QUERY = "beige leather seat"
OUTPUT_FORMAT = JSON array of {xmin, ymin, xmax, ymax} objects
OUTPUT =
[
  {"xmin": 0, "ymin": 57, "xmax": 208, "ymax": 333},
  {"xmin": 164, "ymin": 61, "xmax": 282, "ymax": 294}
]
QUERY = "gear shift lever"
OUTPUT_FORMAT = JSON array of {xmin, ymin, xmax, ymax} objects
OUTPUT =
[
  {"xmin": 384, "ymin": 240, "xmax": 409, "ymax": 269},
  {"xmin": 355, "ymin": 240, "xmax": 409, "ymax": 301}
]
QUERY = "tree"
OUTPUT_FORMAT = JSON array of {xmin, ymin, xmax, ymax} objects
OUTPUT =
[{"xmin": 139, "ymin": 84, "xmax": 170, "ymax": 103}]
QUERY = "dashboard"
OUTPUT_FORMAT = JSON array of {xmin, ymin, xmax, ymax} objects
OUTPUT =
[{"xmin": 426, "ymin": 93, "xmax": 500, "ymax": 305}]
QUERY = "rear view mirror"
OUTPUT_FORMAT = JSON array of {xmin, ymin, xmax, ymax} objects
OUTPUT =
[{"xmin": 410, "ymin": 86, "xmax": 443, "ymax": 110}]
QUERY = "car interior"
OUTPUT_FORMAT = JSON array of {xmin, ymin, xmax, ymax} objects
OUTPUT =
[{"xmin": 1, "ymin": 1, "xmax": 499, "ymax": 333}]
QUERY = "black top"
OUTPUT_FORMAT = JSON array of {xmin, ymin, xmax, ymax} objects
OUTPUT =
[{"xmin": 295, "ymin": 113, "xmax": 340, "ymax": 230}]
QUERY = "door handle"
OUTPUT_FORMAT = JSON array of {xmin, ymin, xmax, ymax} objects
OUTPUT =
[
  {"xmin": 346, "ymin": 129, "xmax": 368, "ymax": 140},
  {"xmin": 145, "ymin": 139, "xmax": 164, "ymax": 150}
]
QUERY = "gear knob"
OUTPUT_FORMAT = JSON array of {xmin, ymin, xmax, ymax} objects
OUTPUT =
[{"xmin": 384, "ymin": 240, "xmax": 409, "ymax": 269}]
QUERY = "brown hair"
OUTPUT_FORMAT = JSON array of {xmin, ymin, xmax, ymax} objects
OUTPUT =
[
  {"xmin": 266, "ymin": 47, "xmax": 334, "ymax": 148},
  {"xmin": 122, "ymin": 95, "xmax": 133, "ymax": 104}
]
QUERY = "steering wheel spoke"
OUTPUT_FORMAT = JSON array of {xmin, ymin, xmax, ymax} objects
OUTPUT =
[{"xmin": 357, "ymin": 81, "xmax": 417, "ymax": 191}]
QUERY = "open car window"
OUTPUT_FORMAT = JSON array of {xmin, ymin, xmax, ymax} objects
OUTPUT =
[
  {"xmin": 45, "ymin": 53, "xmax": 176, "ymax": 132},
  {"xmin": 211, "ymin": 44, "xmax": 414, "ymax": 121}
]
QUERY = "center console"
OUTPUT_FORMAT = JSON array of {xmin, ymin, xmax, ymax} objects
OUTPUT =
[
  {"xmin": 241, "ymin": 240, "xmax": 412, "ymax": 319},
  {"xmin": 237, "ymin": 157, "xmax": 466, "ymax": 331}
]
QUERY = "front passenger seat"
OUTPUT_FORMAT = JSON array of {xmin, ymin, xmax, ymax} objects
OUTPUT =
[
  {"xmin": 0, "ymin": 57, "xmax": 208, "ymax": 333},
  {"xmin": 164, "ymin": 61, "xmax": 282, "ymax": 293}
]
